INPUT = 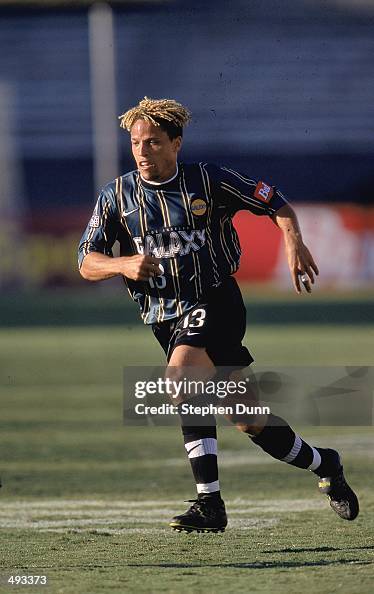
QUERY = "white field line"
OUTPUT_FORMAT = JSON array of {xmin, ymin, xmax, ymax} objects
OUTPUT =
[
  {"xmin": 228, "ymin": 498, "xmax": 325, "ymax": 512},
  {"xmin": 0, "ymin": 498, "xmax": 324, "ymax": 511},
  {"xmin": 36, "ymin": 519, "xmax": 279, "ymax": 534},
  {"xmin": 3, "ymin": 438, "xmax": 372, "ymax": 476},
  {"xmin": 229, "ymin": 518, "xmax": 278, "ymax": 529},
  {"xmin": 0, "ymin": 518, "xmax": 173, "ymax": 528},
  {"xmin": 39, "ymin": 528, "xmax": 167, "ymax": 534},
  {"xmin": 0, "ymin": 500, "xmax": 190, "ymax": 509},
  {"xmin": 0, "ymin": 454, "xmax": 277, "ymax": 472},
  {"xmin": 0, "ymin": 516, "xmax": 277, "ymax": 530},
  {"xmin": 0, "ymin": 509, "xmax": 181, "ymax": 518},
  {"xmin": 299, "ymin": 435, "xmax": 374, "ymax": 451},
  {"xmin": 165, "ymin": 452, "xmax": 276, "ymax": 467},
  {"xmin": 0, "ymin": 503, "xmax": 324, "ymax": 520},
  {"xmin": 0, "ymin": 498, "xmax": 322, "ymax": 532}
]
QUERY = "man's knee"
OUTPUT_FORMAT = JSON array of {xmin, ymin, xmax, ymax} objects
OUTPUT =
[
  {"xmin": 235, "ymin": 421, "xmax": 263, "ymax": 437},
  {"xmin": 165, "ymin": 345, "xmax": 216, "ymax": 404},
  {"xmin": 233, "ymin": 414, "xmax": 268, "ymax": 436},
  {"xmin": 222, "ymin": 369, "xmax": 262, "ymax": 433}
]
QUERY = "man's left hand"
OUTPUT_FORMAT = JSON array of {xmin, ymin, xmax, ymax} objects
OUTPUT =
[{"xmin": 285, "ymin": 238, "xmax": 319, "ymax": 294}]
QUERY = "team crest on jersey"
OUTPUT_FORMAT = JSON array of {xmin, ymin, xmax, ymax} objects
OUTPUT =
[
  {"xmin": 254, "ymin": 181, "xmax": 274, "ymax": 203},
  {"xmin": 190, "ymin": 198, "xmax": 207, "ymax": 217},
  {"xmin": 89, "ymin": 214, "xmax": 100, "ymax": 228}
]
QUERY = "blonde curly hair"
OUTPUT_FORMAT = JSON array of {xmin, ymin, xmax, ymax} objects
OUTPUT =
[{"xmin": 118, "ymin": 97, "xmax": 191, "ymax": 137}]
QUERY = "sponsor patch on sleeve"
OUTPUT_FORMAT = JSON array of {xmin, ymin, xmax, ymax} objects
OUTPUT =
[
  {"xmin": 254, "ymin": 181, "xmax": 274, "ymax": 203},
  {"xmin": 89, "ymin": 214, "xmax": 100, "ymax": 228}
]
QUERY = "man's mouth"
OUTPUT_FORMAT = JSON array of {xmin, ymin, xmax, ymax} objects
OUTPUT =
[{"xmin": 139, "ymin": 161, "xmax": 155, "ymax": 169}]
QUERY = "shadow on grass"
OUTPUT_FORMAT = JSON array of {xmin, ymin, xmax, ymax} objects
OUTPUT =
[
  {"xmin": 262, "ymin": 545, "xmax": 374, "ymax": 554},
  {"xmin": 127, "ymin": 559, "xmax": 372, "ymax": 570}
]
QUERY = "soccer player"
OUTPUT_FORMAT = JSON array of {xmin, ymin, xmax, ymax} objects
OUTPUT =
[{"xmin": 78, "ymin": 97, "xmax": 359, "ymax": 532}]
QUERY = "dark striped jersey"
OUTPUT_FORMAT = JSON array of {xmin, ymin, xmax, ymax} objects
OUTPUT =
[{"xmin": 78, "ymin": 162, "xmax": 287, "ymax": 324}]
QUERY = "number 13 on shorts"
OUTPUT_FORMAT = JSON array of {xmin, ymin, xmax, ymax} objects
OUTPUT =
[{"xmin": 182, "ymin": 308, "xmax": 206, "ymax": 329}]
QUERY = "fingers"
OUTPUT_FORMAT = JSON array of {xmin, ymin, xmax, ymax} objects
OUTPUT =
[
  {"xmin": 310, "ymin": 258, "xmax": 319, "ymax": 277},
  {"xmin": 136, "ymin": 263, "xmax": 161, "ymax": 281},
  {"xmin": 144, "ymin": 264, "xmax": 161, "ymax": 277},
  {"xmin": 143, "ymin": 256, "xmax": 162, "ymax": 275},
  {"xmin": 121, "ymin": 255, "xmax": 163, "ymax": 281},
  {"xmin": 292, "ymin": 270, "xmax": 311, "ymax": 295},
  {"xmin": 286, "ymin": 242, "xmax": 319, "ymax": 295},
  {"xmin": 299, "ymin": 272, "xmax": 312, "ymax": 294},
  {"xmin": 293, "ymin": 267, "xmax": 313, "ymax": 295},
  {"xmin": 143, "ymin": 255, "xmax": 161, "ymax": 266},
  {"xmin": 302, "ymin": 264, "xmax": 314, "ymax": 285},
  {"xmin": 303, "ymin": 247, "xmax": 319, "ymax": 279},
  {"xmin": 297, "ymin": 248, "xmax": 319, "ymax": 294},
  {"xmin": 293, "ymin": 270, "xmax": 301, "ymax": 295}
]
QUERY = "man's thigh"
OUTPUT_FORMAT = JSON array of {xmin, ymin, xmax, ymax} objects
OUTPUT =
[
  {"xmin": 166, "ymin": 345, "xmax": 215, "ymax": 406},
  {"xmin": 168, "ymin": 344, "xmax": 215, "ymax": 368}
]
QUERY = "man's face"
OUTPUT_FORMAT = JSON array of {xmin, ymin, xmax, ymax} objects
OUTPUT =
[{"xmin": 130, "ymin": 119, "xmax": 182, "ymax": 182}]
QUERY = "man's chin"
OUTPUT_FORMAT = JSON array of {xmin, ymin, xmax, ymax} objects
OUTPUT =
[{"xmin": 139, "ymin": 168, "xmax": 160, "ymax": 181}]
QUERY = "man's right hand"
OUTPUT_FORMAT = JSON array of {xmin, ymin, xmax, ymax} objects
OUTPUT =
[
  {"xmin": 119, "ymin": 255, "xmax": 162, "ymax": 282},
  {"xmin": 79, "ymin": 252, "xmax": 161, "ymax": 282}
]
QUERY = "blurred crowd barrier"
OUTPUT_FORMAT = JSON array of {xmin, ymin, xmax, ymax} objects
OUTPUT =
[
  {"xmin": 1, "ymin": 1, "xmax": 374, "ymax": 211},
  {"xmin": 0, "ymin": 204, "xmax": 372, "ymax": 290},
  {"xmin": 236, "ymin": 204, "xmax": 374, "ymax": 287}
]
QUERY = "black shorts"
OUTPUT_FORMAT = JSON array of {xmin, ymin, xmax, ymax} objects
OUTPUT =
[{"xmin": 152, "ymin": 276, "xmax": 254, "ymax": 369}]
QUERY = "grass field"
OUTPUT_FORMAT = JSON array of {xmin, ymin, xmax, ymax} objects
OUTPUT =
[{"xmin": 1, "ymin": 325, "xmax": 373, "ymax": 593}]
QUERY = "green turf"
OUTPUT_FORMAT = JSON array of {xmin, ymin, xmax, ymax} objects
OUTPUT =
[
  {"xmin": 0, "ymin": 326, "xmax": 373, "ymax": 593},
  {"xmin": 1, "ymin": 287, "xmax": 374, "ymax": 326}
]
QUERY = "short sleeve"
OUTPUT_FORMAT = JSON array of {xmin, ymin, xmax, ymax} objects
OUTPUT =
[
  {"xmin": 78, "ymin": 185, "xmax": 119, "ymax": 269},
  {"xmin": 206, "ymin": 164, "xmax": 288, "ymax": 216}
]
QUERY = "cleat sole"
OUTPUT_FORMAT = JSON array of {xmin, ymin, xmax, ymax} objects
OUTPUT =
[
  {"xmin": 318, "ymin": 465, "xmax": 359, "ymax": 521},
  {"xmin": 170, "ymin": 523, "xmax": 226, "ymax": 534}
]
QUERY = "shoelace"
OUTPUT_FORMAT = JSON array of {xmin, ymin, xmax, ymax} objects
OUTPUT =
[
  {"xmin": 184, "ymin": 498, "xmax": 221, "ymax": 518},
  {"xmin": 184, "ymin": 499, "xmax": 206, "ymax": 515},
  {"xmin": 330, "ymin": 471, "xmax": 349, "ymax": 498}
]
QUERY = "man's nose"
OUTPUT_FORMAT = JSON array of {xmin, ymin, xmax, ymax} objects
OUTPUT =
[{"xmin": 139, "ymin": 142, "xmax": 149, "ymax": 156}]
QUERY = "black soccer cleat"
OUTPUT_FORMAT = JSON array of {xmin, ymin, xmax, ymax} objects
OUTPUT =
[
  {"xmin": 169, "ymin": 496, "xmax": 228, "ymax": 533},
  {"xmin": 317, "ymin": 450, "xmax": 359, "ymax": 521}
]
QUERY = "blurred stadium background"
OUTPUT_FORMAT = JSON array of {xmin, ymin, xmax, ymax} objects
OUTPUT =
[
  {"xmin": 0, "ymin": 0, "xmax": 373, "ymax": 327},
  {"xmin": 1, "ymin": 3, "xmax": 374, "ymax": 592}
]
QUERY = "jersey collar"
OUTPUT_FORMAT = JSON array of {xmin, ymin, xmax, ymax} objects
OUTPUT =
[{"xmin": 140, "ymin": 163, "xmax": 179, "ymax": 187}]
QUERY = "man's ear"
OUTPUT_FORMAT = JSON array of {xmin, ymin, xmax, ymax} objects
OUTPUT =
[{"xmin": 174, "ymin": 136, "xmax": 182, "ymax": 153}]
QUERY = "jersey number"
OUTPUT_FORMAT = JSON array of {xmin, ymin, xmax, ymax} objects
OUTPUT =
[
  {"xmin": 182, "ymin": 308, "xmax": 206, "ymax": 329},
  {"xmin": 148, "ymin": 275, "xmax": 166, "ymax": 289},
  {"xmin": 149, "ymin": 264, "xmax": 166, "ymax": 289}
]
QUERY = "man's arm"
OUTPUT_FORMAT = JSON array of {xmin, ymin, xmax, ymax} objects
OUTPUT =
[
  {"xmin": 271, "ymin": 204, "xmax": 319, "ymax": 294},
  {"xmin": 78, "ymin": 185, "xmax": 161, "ymax": 283},
  {"xmin": 80, "ymin": 252, "xmax": 161, "ymax": 282},
  {"xmin": 210, "ymin": 165, "xmax": 318, "ymax": 293}
]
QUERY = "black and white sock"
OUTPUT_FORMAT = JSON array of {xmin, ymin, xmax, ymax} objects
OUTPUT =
[
  {"xmin": 181, "ymin": 424, "xmax": 220, "ymax": 497},
  {"xmin": 251, "ymin": 414, "xmax": 332, "ymax": 476}
]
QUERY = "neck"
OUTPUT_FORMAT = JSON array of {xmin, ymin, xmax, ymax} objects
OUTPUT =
[{"xmin": 140, "ymin": 163, "xmax": 178, "ymax": 185}]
